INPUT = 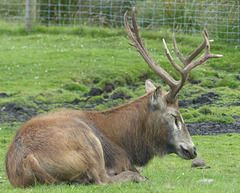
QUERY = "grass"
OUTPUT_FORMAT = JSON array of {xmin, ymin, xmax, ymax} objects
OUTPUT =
[
  {"xmin": 0, "ymin": 24, "xmax": 239, "ymax": 123},
  {"xmin": 0, "ymin": 25, "xmax": 239, "ymax": 192},
  {"xmin": 0, "ymin": 126, "xmax": 239, "ymax": 192}
]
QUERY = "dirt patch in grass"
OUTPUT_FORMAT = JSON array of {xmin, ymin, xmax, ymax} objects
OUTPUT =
[
  {"xmin": 187, "ymin": 120, "xmax": 240, "ymax": 135},
  {"xmin": 179, "ymin": 92, "xmax": 220, "ymax": 108},
  {"xmin": 0, "ymin": 91, "xmax": 239, "ymax": 135}
]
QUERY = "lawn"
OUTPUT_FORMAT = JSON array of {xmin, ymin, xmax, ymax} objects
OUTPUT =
[
  {"xmin": 1, "ymin": 130, "xmax": 239, "ymax": 193},
  {"xmin": 0, "ymin": 24, "xmax": 239, "ymax": 192}
]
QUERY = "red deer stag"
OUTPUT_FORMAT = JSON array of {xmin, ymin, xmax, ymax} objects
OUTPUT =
[{"xmin": 5, "ymin": 8, "xmax": 222, "ymax": 187}]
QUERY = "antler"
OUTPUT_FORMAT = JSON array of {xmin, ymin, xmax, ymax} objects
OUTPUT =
[{"xmin": 124, "ymin": 7, "xmax": 223, "ymax": 103}]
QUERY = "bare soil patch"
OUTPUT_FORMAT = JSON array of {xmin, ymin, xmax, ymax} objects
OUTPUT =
[{"xmin": 0, "ymin": 91, "xmax": 239, "ymax": 135}]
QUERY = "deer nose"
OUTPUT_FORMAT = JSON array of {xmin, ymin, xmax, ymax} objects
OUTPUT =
[{"xmin": 180, "ymin": 145, "xmax": 197, "ymax": 159}]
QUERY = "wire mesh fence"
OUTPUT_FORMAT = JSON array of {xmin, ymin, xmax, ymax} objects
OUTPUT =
[{"xmin": 0, "ymin": 0, "xmax": 239, "ymax": 46}]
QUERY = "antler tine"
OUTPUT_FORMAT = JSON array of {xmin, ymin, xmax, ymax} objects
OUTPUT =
[
  {"xmin": 172, "ymin": 33, "xmax": 187, "ymax": 66},
  {"xmin": 171, "ymin": 29, "xmax": 223, "ymax": 99},
  {"xmin": 173, "ymin": 31, "xmax": 214, "ymax": 67},
  {"xmin": 203, "ymin": 29, "xmax": 223, "ymax": 58},
  {"xmin": 131, "ymin": 7, "xmax": 144, "ymax": 50},
  {"xmin": 162, "ymin": 38, "xmax": 183, "ymax": 74},
  {"xmin": 184, "ymin": 29, "xmax": 223, "ymax": 73},
  {"xmin": 124, "ymin": 8, "xmax": 177, "ymax": 89},
  {"xmin": 126, "ymin": 7, "xmax": 159, "ymax": 67}
]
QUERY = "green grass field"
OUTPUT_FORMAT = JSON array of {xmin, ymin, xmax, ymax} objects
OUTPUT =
[
  {"xmin": 0, "ymin": 25, "xmax": 239, "ymax": 192},
  {"xmin": 1, "ymin": 130, "xmax": 239, "ymax": 193}
]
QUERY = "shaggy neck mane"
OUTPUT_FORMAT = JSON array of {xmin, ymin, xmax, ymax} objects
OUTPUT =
[{"xmin": 85, "ymin": 92, "xmax": 159, "ymax": 166}]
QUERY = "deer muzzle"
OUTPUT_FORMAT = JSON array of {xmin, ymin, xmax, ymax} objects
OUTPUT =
[{"xmin": 177, "ymin": 142, "xmax": 197, "ymax": 160}]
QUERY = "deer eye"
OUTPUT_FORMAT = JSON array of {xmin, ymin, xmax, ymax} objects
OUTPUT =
[
  {"xmin": 171, "ymin": 114, "xmax": 180, "ymax": 129},
  {"xmin": 171, "ymin": 114, "xmax": 177, "ymax": 119}
]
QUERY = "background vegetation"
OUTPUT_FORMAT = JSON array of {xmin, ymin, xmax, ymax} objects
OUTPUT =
[
  {"xmin": 0, "ymin": 24, "xmax": 239, "ymax": 124},
  {"xmin": 0, "ymin": 0, "xmax": 239, "ymax": 45}
]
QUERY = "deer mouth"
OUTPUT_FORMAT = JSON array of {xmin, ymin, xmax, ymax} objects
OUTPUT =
[{"xmin": 180, "ymin": 145, "xmax": 197, "ymax": 160}]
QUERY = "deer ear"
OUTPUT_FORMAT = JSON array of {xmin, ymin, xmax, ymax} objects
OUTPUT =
[
  {"xmin": 150, "ymin": 86, "xmax": 166, "ymax": 110},
  {"xmin": 153, "ymin": 86, "xmax": 163, "ymax": 99},
  {"xmin": 145, "ymin": 80, "xmax": 156, "ymax": 93}
]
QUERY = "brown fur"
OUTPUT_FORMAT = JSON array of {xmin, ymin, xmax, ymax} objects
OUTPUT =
[{"xmin": 6, "ymin": 91, "xmax": 194, "ymax": 187}]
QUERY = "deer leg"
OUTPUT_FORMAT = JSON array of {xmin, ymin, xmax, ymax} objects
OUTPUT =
[
  {"xmin": 87, "ymin": 168, "xmax": 113, "ymax": 185},
  {"xmin": 110, "ymin": 171, "xmax": 148, "ymax": 183},
  {"xmin": 70, "ymin": 166, "xmax": 112, "ymax": 185},
  {"xmin": 24, "ymin": 154, "xmax": 58, "ymax": 187},
  {"xmin": 68, "ymin": 136, "xmax": 113, "ymax": 185}
]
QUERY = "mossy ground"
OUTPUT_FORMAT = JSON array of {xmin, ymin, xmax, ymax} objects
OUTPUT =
[{"xmin": 0, "ymin": 25, "xmax": 239, "ymax": 124}]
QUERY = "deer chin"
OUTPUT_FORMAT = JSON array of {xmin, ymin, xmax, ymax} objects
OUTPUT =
[{"xmin": 176, "ymin": 144, "xmax": 197, "ymax": 160}]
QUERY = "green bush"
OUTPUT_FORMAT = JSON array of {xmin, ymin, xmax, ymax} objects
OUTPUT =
[
  {"xmin": 199, "ymin": 105, "xmax": 212, "ymax": 115},
  {"xmin": 192, "ymin": 110, "xmax": 201, "ymax": 118},
  {"xmin": 216, "ymin": 77, "xmax": 239, "ymax": 89},
  {"xmin": 182, "ymin": 112, "xmax": 194, "ymax": 120},
  {"xmin": 96, "ymin": 78, "xmax": 113, "ymax": 90},
  {"xmin": 38, "ymin": 0, "xmax": 131, "ymax": 27},
  {"xmin": 201, "ymin": 79, "xmax": 215, "ymax": 88},
  {"xmin": 63, "ymin": 83, "xmax": 89, "ymax": 92},
  {"xmin": 88, "ymin": 96, "xmax": 104, "ymax": 103},
  {"xmin": 111, "ymin": 87, "xmax": 132, "ymax": 96}
]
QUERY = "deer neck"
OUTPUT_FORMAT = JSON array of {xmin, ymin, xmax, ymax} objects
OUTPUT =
[{"xmin": 85, "ymin": 93, "xmax": 158, "ymax": 166}]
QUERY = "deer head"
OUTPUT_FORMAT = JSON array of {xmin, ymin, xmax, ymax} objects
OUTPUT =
[{"xmin": 124, "ymin": 8, "xmax": 222, "ymax": 160}]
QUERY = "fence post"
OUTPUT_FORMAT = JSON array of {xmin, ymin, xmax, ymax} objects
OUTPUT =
[{"xmin": 25, "ymin": 0, "xmax": 37, "ymax": 32}]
